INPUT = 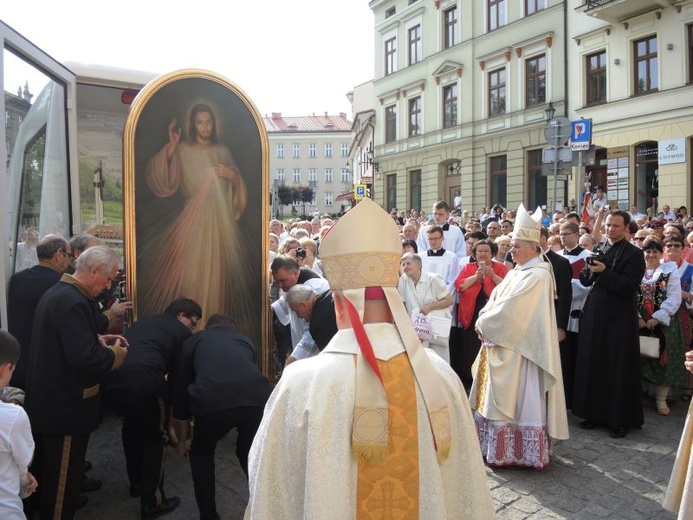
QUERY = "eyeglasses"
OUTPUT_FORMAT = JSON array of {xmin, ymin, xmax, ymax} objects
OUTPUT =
[{"xmin": 634, "ymin": 237, "xmax": 646, "ymax": 241}]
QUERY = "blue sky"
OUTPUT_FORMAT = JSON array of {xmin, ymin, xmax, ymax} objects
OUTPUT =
[{"xmin": 2, "ymin": 0, "xmax": 375, "ymax": 117}]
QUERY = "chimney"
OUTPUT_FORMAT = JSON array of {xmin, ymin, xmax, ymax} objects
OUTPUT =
[{"xmin": 271, "ymin": 112, "xmax": 281, "ymax": 119}]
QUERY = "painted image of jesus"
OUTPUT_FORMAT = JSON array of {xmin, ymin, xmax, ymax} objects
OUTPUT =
[{"xmin": 138, "ymin": 103, "xmax": 253, "ymax": 325}]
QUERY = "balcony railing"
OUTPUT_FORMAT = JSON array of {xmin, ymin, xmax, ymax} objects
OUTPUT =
[
  {"xmin": 582, "ymin": 0, "xmax": 669, "ymax": 22},
  {"xmin": 308, "ymin": 180, "xmax": 317, "ymax": 187},
  {"xmin": 586, "ymin": 0, "xmax": 616, "ymax": 8}
]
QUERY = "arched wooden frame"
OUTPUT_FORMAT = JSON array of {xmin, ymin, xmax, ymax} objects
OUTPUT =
[{"xmin": 123, "ymin": 69, "xmax": 271, "ymax": 376}]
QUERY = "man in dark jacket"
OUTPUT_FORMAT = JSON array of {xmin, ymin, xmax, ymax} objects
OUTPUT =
[
  {"xmin": 171, "ymin": 314, "xmax": 272, "ymax": 520},
  {"xmin": 103, "ymin": 297, "xmax": 201, "ymax": 520},
  {"xmin": 8, "ymin": 235, "xmax": 70, "ymax": 390},
  {"xmin": 25, "ymin": 245, "xmax": 128, "ymax": 520}
]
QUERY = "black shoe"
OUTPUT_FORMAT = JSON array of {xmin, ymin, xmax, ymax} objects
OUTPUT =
[
  {"xmin": 579, "ymin": 420, "xmax": 598, "ymax": 430},
  {"xmin": 81, "ymin": 477, "xmax": 103, "ymax": 493},
  {"xmin": 76, "ymin": 495, "xmax": 88, "ymax": 510},
  {"xmin": 83, "ymin": 460, "xmax": 93, "ymax": 473},
  {"xmin": 130, "ymin": 484, "xmax": 142, "ymax": 498},
  {"xmin": 609, "ymin": 426, "xmax": 628, "ymax": 439},
  {"xmin": 141, "ymin": 497, "xmax": 181, "ymax": 520}
]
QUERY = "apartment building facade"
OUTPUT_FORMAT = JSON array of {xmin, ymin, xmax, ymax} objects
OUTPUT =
[
  {"xmin": 569, "ymin": 0, "xmax": 693, "ymax": 212},
  {"xmin": 264, "ymin": 113, "xmax": 353, "ymax": 216},
  {"xmin": 369, "ymin": 0, "xmax": 567, "ymax": 213},
  {"xmin": 366, "ymin": 0, "xmax": 692, "ymax": 214}
]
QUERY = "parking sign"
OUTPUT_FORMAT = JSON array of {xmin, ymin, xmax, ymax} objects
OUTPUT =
[{"xmin": 570, "ymin": 119, "xmax": 592, "ymax": 151}]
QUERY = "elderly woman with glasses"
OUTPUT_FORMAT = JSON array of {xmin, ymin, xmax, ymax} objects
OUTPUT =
[
  {"xmin": 633, "ymin": 229, "xmax": 651, "ymax": 248},
  {"xmin": 662, "ymin": 235, "xmax": 693, "ymax": 401},
  {"xmin": 639, "ymin": 237, "xmax": 684, "ymax": 415}
]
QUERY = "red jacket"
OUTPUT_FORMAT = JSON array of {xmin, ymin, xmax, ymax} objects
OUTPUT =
[{"xmin": 454, "ymin": 260, "xmax": 508, "ymax": 329}]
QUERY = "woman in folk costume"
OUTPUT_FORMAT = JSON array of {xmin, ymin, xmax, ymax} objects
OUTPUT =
[
  {"xmin": 245, "ymin": 198, "xmax": 495, "ymax": 519},
  {"xmin": 664, "ymin": 350, "xmax": 693, "ymax": 519},
  {"xmin": 470, "ymin": 204, "xmax": 569, "ymax": 470}
]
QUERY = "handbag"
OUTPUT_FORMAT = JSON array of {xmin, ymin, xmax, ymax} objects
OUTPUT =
[
  {"xmin": 639, "ymin": 334, "xmax": 660, "ymax": 358},
  {"xmin": 411, "ymin": 309, "xmax": 431, "ymax": 341}
]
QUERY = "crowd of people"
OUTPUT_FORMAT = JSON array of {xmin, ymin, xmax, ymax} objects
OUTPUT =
[
  {"xmin": 267, "ymin": 196, "xmax": 693, "ymax": 517},
  {"xmin": 4, "ymin": 192, "xmax": 693, "ymax": 519}
]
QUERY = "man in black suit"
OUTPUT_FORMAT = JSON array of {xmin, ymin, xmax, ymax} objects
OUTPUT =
[
  {"xmin": 540, "ymin": 227, "xmax": 573, "ymax": 347},
  {"xmin": 8, "ymin": 235, "xmax": 70, "ymax": 390},
  {"xmin": 171, "ymin": 314, "xmax": 272, "ymax": 520},
  {"xmin": 103, "ymin": 298, "xmax": 202, "ymax": 520}
]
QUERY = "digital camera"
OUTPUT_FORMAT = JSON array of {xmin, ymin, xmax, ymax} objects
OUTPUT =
[
  {"xmin": 295, "ymin": 247, "xmax": 307, "ymax": 259},
  {"xmin": 586, "ymin": 250, "xmax": 606, "ymax": 266}
]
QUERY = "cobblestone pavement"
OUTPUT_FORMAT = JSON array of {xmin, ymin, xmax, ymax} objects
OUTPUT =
[{"xmin": 81, "ymin": 394, "xmax": 687, "ymax": 520}]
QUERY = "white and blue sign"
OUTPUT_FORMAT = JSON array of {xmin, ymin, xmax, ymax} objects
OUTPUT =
[{"xmin": 570, "ymin": 119, "xmax": 592, "ymax": 150}]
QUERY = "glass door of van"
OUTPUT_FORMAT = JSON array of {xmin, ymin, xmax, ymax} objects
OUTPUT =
[{"xmin": 1, "ymin": 21, "xmax": 77, "ymax": 327}]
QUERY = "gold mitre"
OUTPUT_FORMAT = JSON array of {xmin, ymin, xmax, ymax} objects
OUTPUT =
[
  {"xmin": 511, "ymin": 203, "xmax": 543, "ymax": 243},
  {"xmin": 319, "ymin": 198, "xmax": 402, "ymax": 290}
]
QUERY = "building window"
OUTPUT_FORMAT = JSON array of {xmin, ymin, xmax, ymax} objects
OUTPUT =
[
  {"xmin": 341, "ymin": 143, "xmax": 349, "ymax": 157},
  {"xmin": 309, "ymin": 144, "xmax": 316, "ymax": 158},
  {"xmin": 293, "ymin": 169, "xmax": 301, "ymax": 183},
  {"xmin": 408, "ymin": 24, "xmax": 422, "ymax": 65},
  {"xmin": 385, "ymin": 105, "xmax": 397, "ymax": 143},
  {"xmin": 385, "ymin": 37, "xmax": 397, "ymax": 76},
  {"xmin": 488, "ymin": 0, "xmax": 506, "ymax": 32},
  {"xmin": 490, "ymin": 155, "xmax": 507, "ymax": 207},
  {"xmin": 385, "ymin": 6, "xmax": 396, "ymax": 17},
  {"xmin": 386, "ymin": 174, "xmax": 397, "ymax": 212},
  {"xmin": 276, "ymin": 169, "xmax": 285, "ymax": 182},
  {"xmin": 635, "ymin": 142, "xmax": 658, "ymax": 210},
  {"xmin": 325, "ymin": 143, "xmax": 333, "ymax": 158},
  {"xmin": 444, "ymin": 6, "xmax": 458, "ymax": 49},
  {"xmin": 488, "ymin": 68, "xmax": 506, "ymax": 117},
  {"xmin": 525, "ymin": 0, "xmax": 546, "ymax": 15},
  {"xmin": 525, "ymin": 54, "xmax": 546, "ymax": 107},
  {"xmin": 443, "ymin": 83, "xmax": 458, "ymax": 127},
  {"xmin": 308, "ymin": 168, "xmax": 317, "ymax": 183},
  {"xmin": 410, "ymin": 169, "xmax": 422, "ymax": 211},
  {"xmin": 325, "ymin": 192, "xmax": 333, "ymax": 206},
  {"xmin": 293, "ymin": 144, "xmax": 300, "ymax": 158},
  {"xmin": 325, "ymin": 169, "xmax": 333, "ymax": 183},
  {"xmin": 586, "ymin": 50, "xmax": 607, "ymax": 106},
  {"xmin": 634, "ymin": 35, "xmax": 658, "ymax": 94},
  {"xmin": 527, "ymin": 150, "xmax": 546, "ymax": 209},
  {"xmin": 341, "ymin": 168, "xmax": 350, "ymax": 183},
  {"xmin": 276, "ymin": 144, "xmax": 284, "ymax": 158},
  {"xmin": 408, "ymin": 96, "xmax": 422, "ymax": 137}
]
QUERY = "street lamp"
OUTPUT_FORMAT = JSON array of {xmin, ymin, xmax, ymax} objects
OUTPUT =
[
  {"xmin": 544, "ymin": 101, "xmax": 555, "ymax": 122},
  {"xmin": 543, "ymin": 101, "xmax": 570, "ymax": 212}
]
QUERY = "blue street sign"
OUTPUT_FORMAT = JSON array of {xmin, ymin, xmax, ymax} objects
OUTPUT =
[{"xmin": 571, "ymin": 119, "xmax": 592, "ymax": 143}]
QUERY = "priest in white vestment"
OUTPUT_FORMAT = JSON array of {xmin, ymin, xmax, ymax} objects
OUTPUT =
[
  {"xmin": 246, "ymin": 198, "xmax": 495, "ymax": 519},
  {"xmin": 663, "ymin": 350, "xmax": 693, "ymax": 519},
  {"xmin": 470, "ymin": 204, "xmax": 569, "ymax": 470}
]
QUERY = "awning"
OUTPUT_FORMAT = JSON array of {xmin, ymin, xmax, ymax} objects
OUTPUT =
[{"xmin": 335, "ymin": 191, "xmax": 354, "ymax": 202}]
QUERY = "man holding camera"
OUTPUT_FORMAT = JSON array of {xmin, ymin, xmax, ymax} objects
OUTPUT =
[{"xmin": 572, "ymin": 210, "xmax": 646, "ymax": 439}]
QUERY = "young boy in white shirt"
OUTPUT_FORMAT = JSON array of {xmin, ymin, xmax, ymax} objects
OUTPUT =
[{"xmin": 0, "ymin": 331, "xmax": 37, "ymax": 519}]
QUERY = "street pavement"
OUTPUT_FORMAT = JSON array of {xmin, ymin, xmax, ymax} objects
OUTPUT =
[{"xmin": 81, "ymin": 393, "xmax": 687, "ymax": 520}]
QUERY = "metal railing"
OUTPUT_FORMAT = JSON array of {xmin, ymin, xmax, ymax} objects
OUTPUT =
[{"xmin": 586, "ymin": 0, "xmax": 617, "ymax": 8}]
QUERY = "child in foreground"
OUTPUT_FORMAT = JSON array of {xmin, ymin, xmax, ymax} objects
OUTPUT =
[{"xmin": 0, "ymin": 330, "xmax": 37, "ymax": 519}]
